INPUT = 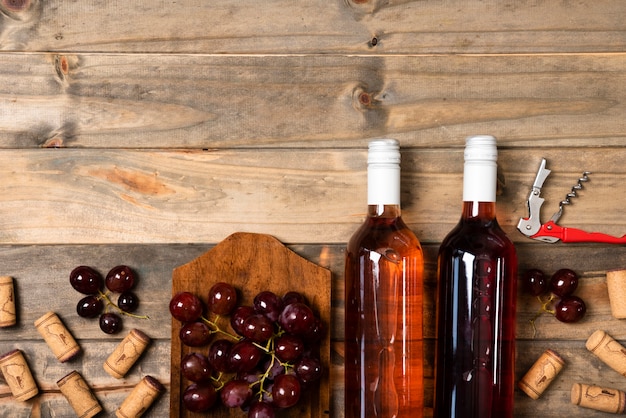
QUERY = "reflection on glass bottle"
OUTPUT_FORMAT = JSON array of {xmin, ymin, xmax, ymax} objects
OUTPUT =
[
  {"xmin": 345, "ymin": 139, "xmax": 424, "ymax": 418},
  {"xmin": 433, "ymin": 135, "xmax": 517, "ymax": 418}
]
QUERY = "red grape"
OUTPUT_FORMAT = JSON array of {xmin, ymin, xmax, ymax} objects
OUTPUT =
[
  {"xmin": 523, "ymin": 268, "xmax": 548, "ymax": 296},
  {"xmin": 555, "ymin": 295, "xmax": 586, "ymax": 323},
  {"xmin": 272, "ymin": 374, "xmax": 301, "ymax": 408},
  {"xmin": 282, "ymin": 291, "xmax": 306, "ymax": 306},
  {"xmin": 295, "ymin": 356, "xmax": 323, "ymax": 383},
  {"xmin": 99, "ymin": 312, "xmax": 122, "ymax": 334},
  {"xmin": 208, "ymin": 339, "xmax": 234, "ymax": 373},
  {"xmin": 170, "ymin": 292, "xmax": 203, "ymax": 322},
  {"xmin": 243, "ymin": 314, "xmax": 274, "ymax": 343},
  {"xmin": 231, "ymin": 305, "xmax": 255, "ymax": 336},
  {"xmin": 76, "ymin": 295, "xmax": 104, "ymax": 318},
  {"xmin": 248, "ymin": 401, "xmax": 275, "ymax": 418},
  {"xmin": 254, "ymin": 291, "xmax": 284, "ymax": 322},
  {"xmin": 550, "ymin": 268, "xmax": 579, "ymax": 297},
  {"xmin": 220, "ymin": 379, "xmax": 253, "ymax": 408},
  {"xmin": 208, "ymin": 282, "xmax": 238, "ymax": 315},
  {"xmin": 117, "ymin": 291, "xmax": 139, "ymax": 313},
  {"xmin": 180, "ymin": 321, "xmax": 212, "ymax": 347},
  {"xmin": 70, "ymin": 266, "xmax": 103, "ymax": 295},
  {"xmin": 181, "ymin": 352, "xmax": 212, "ymax": 383},
  {"xmin": 229, "ymin": 340, "xmax": 263, "ymax": 373},
  {"xmin": 303, "ymin": 316, "xmax": 325, "ymax": 343},
  {"xmin": 183, "ymin": 383, "xmax": 217, "ymax": 412},
  {"xmin": 274, "ymin": 334, "xmax": 304, "ymax": 362},
  {"xmin": 278, "ymin": 303, "xmax": 315, "ymax": 336},
  {"xmin": 105, "ymin": 265, "xmax": 136, "ymax": 293}
]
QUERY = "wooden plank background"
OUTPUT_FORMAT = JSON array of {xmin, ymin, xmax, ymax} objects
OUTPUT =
[{"xmin": 0, "ymin": 1, "xmax": 625, "ymax": 417}]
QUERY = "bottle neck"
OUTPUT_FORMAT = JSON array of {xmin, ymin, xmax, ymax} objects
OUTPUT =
[
  {"xmin": 461, "ymin": 151, "xmax": 498, "ymax": 221},
  {"xmin": 367, "ymin": 204, "xmax": 401, "ymax": 218},
  {"xmin": 461, "ymin": 201, "xmax": 496, "ymax": 221},
  {"xmin": 366, "ymin": 138, "xmax": 402, "ymax": 217}
]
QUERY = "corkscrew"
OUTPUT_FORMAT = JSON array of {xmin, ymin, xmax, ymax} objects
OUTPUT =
[{"xmin": 517, "ymin": 158, "xmax": 626, "ymax": 244}]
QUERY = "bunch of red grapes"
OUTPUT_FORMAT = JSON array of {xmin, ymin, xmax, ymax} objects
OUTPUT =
[
  {"xmin": 524, "ymin": 268, "xmax": 587, "ymax": 328},
  {"xmin": 169, "ymin": 283, "xmax": 324, "ymax": 417},
  {"xmin": 70, "ymin": 265, "xmax": 148, "ymax": 334}
]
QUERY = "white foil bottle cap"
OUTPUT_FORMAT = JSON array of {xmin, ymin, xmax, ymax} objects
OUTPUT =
[
  {"xmin": 368, "ymin": 139, "xmax": 400, "ymax": 165},
  {"xmin": 464, "ymin": 135, "xmax": 497, "ymax": 162},
  {"xmin": 463, "ymin": 135, "xmax": 498, "ymax": 202}
]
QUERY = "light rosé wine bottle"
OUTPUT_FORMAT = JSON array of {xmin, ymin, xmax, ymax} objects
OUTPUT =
[
  {"xmin": 345, "ymin": 139, "xmax": 424, "ymax": 418},
  {"xmin": 433, "ymin": 135, "xmax": 517, "ymax": 418}
]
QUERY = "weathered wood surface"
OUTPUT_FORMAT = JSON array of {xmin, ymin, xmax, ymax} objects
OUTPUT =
[
  {"xmin": 0, "ymin": 53, "xmax": 625, "ymax": 148},
  {"xmin": 0, "ymin": 0, "xmax": 624, "ymax": 54},
  {"xmin": 0, "ymin": 148, "xmax": 623, "ymax": 245},
  {"xmin": 0, "ymin": 0, "xmax": 624, "ymax": 416}
]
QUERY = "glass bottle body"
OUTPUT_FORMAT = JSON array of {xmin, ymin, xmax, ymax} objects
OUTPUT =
[
  {"xmin": 345, "ymin": 204, "xmax": 424, "ymax": 418},
  {"xmin": 434, "ymin": 201, "xmax": 517, "ymax": 418}
]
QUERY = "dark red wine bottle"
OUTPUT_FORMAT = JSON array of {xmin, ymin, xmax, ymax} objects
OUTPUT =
[
  {"xmin": 433, "ymin": 135, "xmax": 517, "ymax": 418},
  {"xmin": 345, "ymin": 139, "xmax": 424, "ymax": 417}
]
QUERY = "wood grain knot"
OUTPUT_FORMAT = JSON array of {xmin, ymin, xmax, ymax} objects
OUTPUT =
[
  {"xmin": 42, "ymin": 137, "xmax": 65, "ymax": 148},
  {"xmin": 352, "ymin": 87, "xmax": 378, "ymax": 112},
  {"xmin": 56, "ymin": 55, "xmax": 69, "ymax": 74},
  {"xmin": 358, "ymin": 92, "xmax": 372, "ymax": 106},
  {"xmin": 59, "ymin": 57, "xmax": 68, "ymax": 74},
  {"xmin": 98, "ymin": 167, "xmax": 174, "ymax": 197},
  {"xmin": 54, "ymin": 55, "xmax": 70, "ymax": 83}
]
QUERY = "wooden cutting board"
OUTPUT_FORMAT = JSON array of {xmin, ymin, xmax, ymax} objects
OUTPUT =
[{"xmin": 170, "ymin": 232, "xmax": 331, "ymax": 417}]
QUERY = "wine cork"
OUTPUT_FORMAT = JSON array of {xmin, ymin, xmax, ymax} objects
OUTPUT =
[
  {"xmin": 518, "ymin": 349, "xmax": 565, "ymax": 399},
  {"xmin": 34, "ymin": 311, "xmax": 81, "ymax": 362},
  {"xmin": 116, "ymin": 375, "xmax": 165, "ymax": 418},
  {"xmin": 104, "ymin": 329, "xmax": 151, "ymax": 379},
  {"xmin": 607, "ymin": 269, "xmax": 626, "ymax": 319},
  {"xmin": 571, "ymin": 383, "xmax": 626, "ymax": 414},
  {"xmin": 0, "ymin": 276, "xmax": 16, "ymax": 327},
  {"xmin": 586, "ymin": 329, "xmax": 626, "ymax": 376},
  {"xmin": 0, "ymin": 349, "xmax": 38, "ymax": 401},
  {"xmin": 57, "ymin": 370, "xmax": 102, "ymax": 418}
]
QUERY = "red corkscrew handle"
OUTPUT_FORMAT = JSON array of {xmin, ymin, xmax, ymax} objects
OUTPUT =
[{"xmin": 534, "ymin": 221, "xmax": 626, "ymax": 244}]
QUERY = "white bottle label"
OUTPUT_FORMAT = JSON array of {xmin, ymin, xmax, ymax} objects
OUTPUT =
[{"xmin": 367, "ymin": 139, "xmax": 401, "ymax": 205}]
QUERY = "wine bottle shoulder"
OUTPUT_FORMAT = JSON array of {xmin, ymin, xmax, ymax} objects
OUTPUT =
[
  {"xmin": 347, "ymin": 216, "xmax": 422, "ymax": 255},
  {"xmin": 439, "ymin": 220, "xmax": 515, "ymax": 257}
]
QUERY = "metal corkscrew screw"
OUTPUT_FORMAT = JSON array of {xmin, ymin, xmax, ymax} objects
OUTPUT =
[
  {"xmin": 562, "ymin": 171, "xmax": 590, "ymax": 204},
  {"xmin": 551, "ymin": 170, "xmax": 592, "ymax": 223}
]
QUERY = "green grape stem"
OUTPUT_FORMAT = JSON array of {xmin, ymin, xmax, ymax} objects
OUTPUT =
[
  {"xmin": 529, "ymin": 294, "xmax": 558, "ymax": 338},
  {"xmin": 255, "ymin": 353, "xmax": 276, "ymax": 402},
  {"xmin": 201, "ymin": 315, "xmax": 241, "ymax": 341},
  {"xmin": 250, "ymin": 333, "xmax": 293, "ymax": 402},
  {"xmin": 212, "ymin": 372, "xmax": 226, "ymax": 390},
  {"xmin": 98, "ymin": 290, "xmax": 150, "ymax": 320}
]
